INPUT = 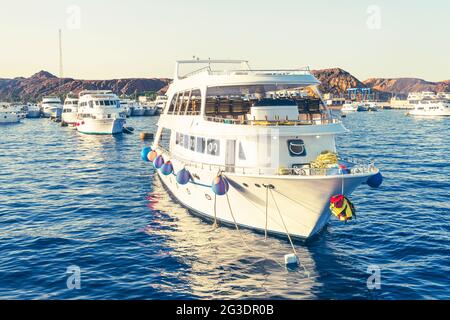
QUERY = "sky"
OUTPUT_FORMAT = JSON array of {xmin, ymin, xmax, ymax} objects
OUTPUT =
[{"xmin": 0, "ymin": 0, "xmax": 449, "ymax": 81}]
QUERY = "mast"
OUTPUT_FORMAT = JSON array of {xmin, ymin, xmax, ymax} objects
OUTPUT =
[{"xmin": 59, "ymin": 29, "xmax": 63, "ymax": 98}]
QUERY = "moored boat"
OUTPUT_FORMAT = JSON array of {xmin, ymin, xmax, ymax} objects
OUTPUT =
[
  {"xmin": 41, "ymin": 96, "xmax": 63, "ymax": 119},
  {"xmin": 76, "ymin": 90, "xmax": 126, "ymax": 134},
  {"xmin": 146, "ymin": 60, "xmax": 382, "ymax": 240}
]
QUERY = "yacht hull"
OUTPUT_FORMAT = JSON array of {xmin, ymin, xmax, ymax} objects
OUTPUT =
[
  {"xmin": 26, "ymin": 110, "xmax": 41, "ymax": 118},
  {"xmin": 131, "ymin": 109, "xmax": 145, "ymax": 117},
  {"xmin": 155, "ymin": 159, "xmax": 375, "ymax": 239},
  {"xmin": 62, "ymin": 113, "xmax": 78, "ymax": 125},
  {"xmin": 408, "ymin": 110, "xmax": 450, "ymax": 116},
  {"xmin": 0, "ymin": 113, "xmax": 20, "ymax": 124},
  {"xmin": 76, "ymin": 118, "xmax": 125, "ymax": 135}
]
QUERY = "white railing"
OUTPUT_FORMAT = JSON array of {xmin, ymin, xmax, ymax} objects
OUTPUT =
[{"xmin": 156, "ymin": 147, "xmax": 376, "ymax": 177}]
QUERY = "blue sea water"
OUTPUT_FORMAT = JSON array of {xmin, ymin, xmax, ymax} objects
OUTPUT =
[{"xmin": 0, "ymin": 111, "xmax": 449, "ymax": 300}]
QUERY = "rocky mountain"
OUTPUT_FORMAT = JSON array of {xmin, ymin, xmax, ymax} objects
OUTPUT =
[
  {"xmin": 312, "ymin": 68, "xmax": 366, "ymax": 96},
  {"xmin": 363, "ymin": 77, "xmax": 450, "ymax": 94},
  {"xmin": 0, "ymin": 69, "xmax": 448, "ymax": 102},
  {"xmin": 0, "ymin": 71, "xmax": 171, "ymax": 102}
]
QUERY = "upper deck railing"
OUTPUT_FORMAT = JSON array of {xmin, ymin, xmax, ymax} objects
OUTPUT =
[{"xmin": 175, "ymin": 59, "xmax": 313, "ymax": 80}]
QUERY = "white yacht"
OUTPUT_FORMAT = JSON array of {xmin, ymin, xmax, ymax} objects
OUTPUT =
[
  {"xmin": 26, "ymin": 104, "xmax": 41, "ymax": 118},
  {"xmin": 131, "ymin": 103, "xmax": 145, "ymax": 116},
  {"xmin": 76, "ymin": 90, "xmax": 126, "ymax": 134},
  {"xmin": 41, "ymin": 96, "xmax": 63, "ymax": 119},
  {"xmin": 119, "ymin": 99, "xmax": 134, "ymax": 117},
  {"xmin": 0, "ymin": 103, "xmax": 21, "ymax": 124},
  {"xmin": 143, "ymin": 104, "xmax": 157, "ymax": 116},
  {"xmin": 407, "ymin": 100, "xmax": 450, "ymax": 117},
  {"xmin": 341, "ymin": 101, "xmax": 363, "ymax": 112},
  {"xmin": 148, "ymin": 60, "xmax": 381, "ymax": 240},
  {"xmin": 154, "ymin": 95, "xmax": 168, "ymax": 112},
  {"xmin": 62, "ymin": 96, "xmax": 79, "ymax": 125}
]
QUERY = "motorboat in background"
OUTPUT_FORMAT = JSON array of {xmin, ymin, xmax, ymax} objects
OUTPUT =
[
  {"xmin": 62, "ymin": 96, "xmax": 79, "ymax": 125},
  {"xmin": 407, "ymin": 100, "xmax": 450, "ymax": 116},
  {"xmin": 76, "ymin": 90, "xmax": 126, "ymax": 134},
  {"xmin": 119, "ymin": 99, "xmax": 134, "ymax": 117},
  {"xmin": 41, "ymin": 96, "xmax": 63, "ymax": 119},
  {"xmin": 131, "ymin": 104, "xmax": 145, "ymax": 116},
  {"xmin": 0, "ymin": 103, "xmax": 21, "ymax": 124},
  {"xmin": 26, "ymin": 104, "xmax": 41, "ymax": 118}
]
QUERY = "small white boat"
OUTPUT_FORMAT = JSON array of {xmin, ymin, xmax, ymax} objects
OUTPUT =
[
  {"xmin": 76, "ymin": 90, "xmax": 126, "ymax": 135},
  {"xmin": 407, "ymin": 100, "xmax": 450, "ymax": 117},
  {"xmin": 0, "ymin": 103, "xmax": 21, "ymax": 124},
  {"xmin": 363, "ymin": 102, "xmax": 378, "ymax": 112},
  {"xmin": 341, "ymin": 101, "xmax": 358, "ymax": 112},
  {"xmin": 119, "ymin": 99, "xmax": 134, "ymax": 117},
  {"xmin": 41, "ymin": 96, "xmax": 63, "ymax": 119},
  {"xmin": 154, "ymin": 95, "xmax": 167, "ymax": 113},
  {"xmin": 131, "ymin": 104, "xmax": 145, "ymax": 116},
  {"xmin": 143, "ymin": 104, "xmax": 157, "ymax": 116},
  {"xmin": 62, "ymin": 96, "xmax": 79, "ymax": 125},
  {"xmin": 26, "ymin": 104, "xmax": 41, "ymax": 118}
]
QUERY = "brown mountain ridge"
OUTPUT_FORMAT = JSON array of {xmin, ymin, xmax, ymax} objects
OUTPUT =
[{"xmin": 0, "ymin": 69, "xmax": 448, "ymax": 102}]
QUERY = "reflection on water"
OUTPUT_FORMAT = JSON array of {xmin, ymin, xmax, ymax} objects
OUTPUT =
[{"xmin": 0, "ymin": 112, "xmax": 448, "ymax": 299}]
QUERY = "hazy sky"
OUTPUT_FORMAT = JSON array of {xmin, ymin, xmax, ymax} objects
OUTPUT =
[{"xmin": 0, "ymin": 0, "xmax": 448, "ymax": 81}]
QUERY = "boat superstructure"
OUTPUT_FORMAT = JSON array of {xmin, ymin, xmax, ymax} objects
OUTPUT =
[
  {"xmin": 26, "ymin": 104, "xmax": 41, "ymax": 118},
  {"xmin": 62, "ymin": 96, "xmax": 79, "ymax": 125},
  {"xmin": 407, "ymin": 99, "xmax": 450, "ymax": 116},
  {"xmin": 41, "ymin": 96, "xmax": 63, "ymax": 119},
  {"xmin": 0, "ymin": 102, "xmax": 21, "ymax": 124},
  {"xmin": 119, "ymin": 99, "xmax": 135, "ymax": 117},
  {"xmin": 148, "ymin": 60, "xmax": 381, "ymax": 240},
  {"xmin": 76, "ymin": 90, "xmax": 126, "ymax": 134}
]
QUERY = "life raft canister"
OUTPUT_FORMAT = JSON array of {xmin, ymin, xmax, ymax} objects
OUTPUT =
[{"xmin": 329, "ymin": 194, "xmax": 356, "ymax": 222}]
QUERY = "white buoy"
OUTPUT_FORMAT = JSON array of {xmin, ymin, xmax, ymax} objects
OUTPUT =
[{"xmin": 284, "ymin": 253, "xmax": 299, "ymax": 266}]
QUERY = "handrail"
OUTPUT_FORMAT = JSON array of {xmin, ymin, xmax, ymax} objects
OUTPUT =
[
  {"xmin": 204, "ymin": 116, "xmax": 340, "ymax": 126},
  {"xmin": 155, "ymin": 146, "xmax": 376, "ymax": 177}
]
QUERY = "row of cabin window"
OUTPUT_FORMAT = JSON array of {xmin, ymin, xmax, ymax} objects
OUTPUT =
[
  {"xmin": 168, "ymin": 90, "xmax": 202, "ymax": 115},
  {"xmin": 79, "ymin": 100, "xmax": 119, "ymax": 108},
  {"xmin": 175, "ymin": 132, "xmax": 220, "ymax": 156}
]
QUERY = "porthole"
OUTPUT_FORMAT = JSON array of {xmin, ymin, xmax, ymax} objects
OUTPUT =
[
  {"xmin": 243, "ymin": 183, "xmax": 249, "ymax": 188},
  {"xmin": 205, "ymin": 194, "xmax": 212, "ymax": 200},
  {"xmin": 255, "ymin": 184, "xmax": 261, "ymax": 188}
]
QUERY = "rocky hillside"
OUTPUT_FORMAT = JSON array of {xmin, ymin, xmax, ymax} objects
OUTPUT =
[
  {"xmin": 312, "ymin": 68, "xmax": 366, "ymax": 96},
  {"xmin": 363, "ymin": 77, "xmax": 450, "ymax": 94},
  {"xmin": 0, "ymin": 71, "xmax": 171, "ymax": 102},
  {"xmin": 1, "ymin": 69, "xmax": 448, "ymax": 102}
]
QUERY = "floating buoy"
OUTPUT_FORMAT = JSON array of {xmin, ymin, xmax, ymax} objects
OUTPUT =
[
  {"xmin": 141, "ymin": 147, "xmax": 152, "ymax": 162},
  {"xmin": 330, "ymin": 194, "xmax": 355, "ymax": 222},
  {"xmin": 153, "ymin": 155, "xmax": 165, "ymax": 169},
  {"xmin": 147, "ymin": 150, "xmax": 158, "ymax": 162},
  {"xmin": 176, "ymin": 168, "xmax": 191, "ymax": 185},
  {"xmin": 160, "ymin": 161, "xmax": 174, "ymax": 175},
  {"xmin": 140, "ymin": 132, "xmax": 154, "ymax": 141},
  {"xmin": 367, "ymin": 172, "xmax": 383, "ymax": 188},
  {"xmin": 284, "ymin": 253, "xmax": 299, "ymax": 266},
  {"xmin": 338, "ymin": 164, "xmax": 350, "ymax": 174},
  {"xmin": 211, "ymin": 175, "xmax": 229, "ymax": 196}
]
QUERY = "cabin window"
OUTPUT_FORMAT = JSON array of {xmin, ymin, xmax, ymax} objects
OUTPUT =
[
  {"xmin": 238, "ymin": 142, "xmax": 246, "ymax": 160},
  {"xmin": 89, "ymin": 101, "xmax": 94, "ymax": 108},
  {"xmin": 189, "ymin": 136, "xmax": 195, "ymax": 151},
  {"xmin": 287, "ymin": 139, "xmax": 306, "ymax": 157},
  {"xmin": 168, "ymin": 93, "xmax": 177, "ymax": 114},
  {"xmin": 186, "ymin": 89, "xmax": 202, "ymax": 115},
  {"xmin": 183, "ymin": 134, "xmax": 189, "ymax": 148},
  {"xmin": 179, "ymin": 133, "xmax": 184, "ymax": 147},
  {"xmin": 196, "ymin": 137, "xmax": 206, "ymax": 153},
  {"xmin": 207, "ymin": 139, "xmax": 220, "ymax": 156}
]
